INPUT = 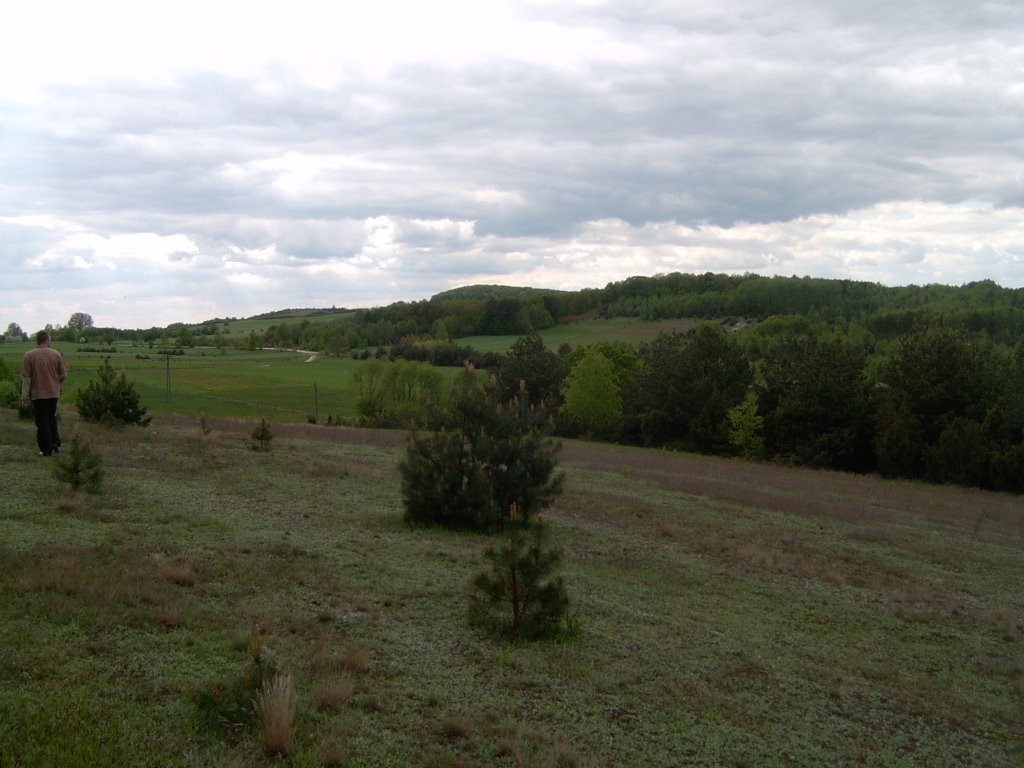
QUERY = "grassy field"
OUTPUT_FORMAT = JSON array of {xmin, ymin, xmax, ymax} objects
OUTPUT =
[
  {"xmin": 1, "ymin": 316, "xmax": 702, "ymax": 424},
  {"xmin": 1, "ymin": 409, "xmax": 1021, "ymax": 767},
  {"xmin": 456, "ymin": 317, "xmax": 703, "ymax": 352},
  {"xmin": 2, "ymin": 344, "xmax": 408, "ymax": 424}
]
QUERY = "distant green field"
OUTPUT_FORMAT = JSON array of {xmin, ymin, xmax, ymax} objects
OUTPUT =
[
  {"xmin": 2, "ymin": 343, "xmax": 445, "ymax": 423},
  {"xmin": 216, "ymin": 310, "xmax": 357, "ymax": 338},
  {"xmin": 1, "ymin": 316, "xmax": 704, "ymax": 422},
  {"xmin": 457, "ymin": 316, "xmax": 703, "ymax": 352}
]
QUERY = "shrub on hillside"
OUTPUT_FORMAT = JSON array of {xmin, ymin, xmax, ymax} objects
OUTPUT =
[
  {"xmin": 192, "ymin": 626, "xmax": 278, "ymax": 736},
  {"xmin": 251, "ymin": 418, "xmax": 273, "ymax": 451},
  {"xmin": 76, "ymin": 358, "xmax": 151, "ymax": 426},
  {"xmin": 469, "ymin": 518, "xmax": 575, "ymax": 641},
  {"xmin": 400, "ymin": 365, "xmax": 563, "ymax": 531},
  {"xmin": 53, "ymin": 430, "xmax": 104, "ymax": 493}
]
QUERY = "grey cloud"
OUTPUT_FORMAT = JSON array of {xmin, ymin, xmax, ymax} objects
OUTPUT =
[{"xmin": 3, "ymin": 0, "xmax": 1023, "ymax": 331}]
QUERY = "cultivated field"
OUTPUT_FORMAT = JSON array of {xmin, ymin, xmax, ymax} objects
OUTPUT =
[{"xmin": 1, "ymin": 409, "xmax": 1021, "ymax": 767}]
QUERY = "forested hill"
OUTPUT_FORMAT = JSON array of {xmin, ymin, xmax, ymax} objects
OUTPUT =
[
  {"xmin": 430, "ymin": 284, "xmax": 568, "ymax": 303},
  {"xmin": 411, "ymin": 273, "xmax": 1024, "ymax": 343},
  {"xmin": 41, "ymin": 272, "xmax": 1024, "ymax": 349},
  {"xmin": 592, "ymin": 274, "xmax": 1024, "ymax": 340}
]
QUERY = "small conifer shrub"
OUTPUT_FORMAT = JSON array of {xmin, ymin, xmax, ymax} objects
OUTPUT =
[
  {"xmin": 76, "ymin": 357, "xmax": 151, "ymax": 426},
  {"xmin": 192, "ymin": 625, "xmax": 278, "ymax": 735},
  {"xmin": 469, "ymin": 517, "xmax": 575, "ymax": 641},
  {"xmin": 401, "ymin": 366, "xmax": 563, "ymax": 531},
  {"xmin": 53, "ymin": 430, "xmax": 104, "ymax": 493},
  {"xmin": 251, "ymin": 418, "xmax": 273, "ymax": 451}
]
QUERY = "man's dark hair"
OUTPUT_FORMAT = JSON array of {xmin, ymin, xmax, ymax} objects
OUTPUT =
[{"xmin": 36, "ymin": 330, "xmax": 50, "ymax": 345}]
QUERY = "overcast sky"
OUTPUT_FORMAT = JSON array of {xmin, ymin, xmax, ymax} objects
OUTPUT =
[{"xmin": 2, "ymin": 0, "xmax": 1023, "ymax": 332}]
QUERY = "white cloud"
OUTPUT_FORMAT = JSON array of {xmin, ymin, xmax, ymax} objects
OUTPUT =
[{"xmin": 2, "ymin": 1, "xmax": 1023, "ymax": 332}]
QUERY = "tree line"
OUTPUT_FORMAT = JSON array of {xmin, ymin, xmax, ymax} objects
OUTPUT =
[
  {"xmin": 228, "ymin": 274, "xmax": 1024, "ymax": 353},
  {"xmin": 482, "ymin": 325, "xmax": 1023, "ymax": 493},
  {"xmin": 331, "ymin": 318, "xmax": 1023, "ymax": 491},
  {"xmin": 11, "ymin": 274, "xmax": 1022, "ymax": 355}
]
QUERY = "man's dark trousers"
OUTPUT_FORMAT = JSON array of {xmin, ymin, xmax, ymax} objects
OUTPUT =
[{"xmin": 32, "ymin": 398, "xmax": 61, "ymax": 455}]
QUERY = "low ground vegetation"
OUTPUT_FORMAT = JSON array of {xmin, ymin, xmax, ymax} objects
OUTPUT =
[{"xmin": 1, "ymin": 409, "xmax": 1021, "ymax": 766}]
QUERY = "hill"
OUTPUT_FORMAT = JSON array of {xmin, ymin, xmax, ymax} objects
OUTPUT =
[
  {"xmin": 1, "ymin": 409, "xmax": 1021, "ymax": 765},
  {"xmin": 430, "ymin": 284, "xmax": 569, "ymax": 303}
]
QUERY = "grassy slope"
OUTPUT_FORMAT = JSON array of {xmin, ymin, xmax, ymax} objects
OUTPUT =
[{"xmin": 1, "ymin": 410, "xmax": 1021, "ymax": 767}]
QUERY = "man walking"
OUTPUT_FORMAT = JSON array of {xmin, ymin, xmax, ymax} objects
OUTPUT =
[{"xmin": 20, "ymin": 330, "xmax": 68, "ymax": 456}]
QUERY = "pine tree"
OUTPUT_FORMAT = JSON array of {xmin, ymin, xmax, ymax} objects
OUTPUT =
[
  {"xmin": 468, "ymin": 518, "xmax": 573, "ymax": 640},
  {"xmin": 251, "ymin": 418, "xmax": 273, "ymax": 451},
  {"xmin": 76, "ymin": 358, "xmax": 151, "ymax": 426},
  {"xmin": 400, "ymin": 365, "xmax": 563, "ymax": 531},
  {"xmin": 53, "ymin": 430, "xmax": 104, "ymax": 493}
]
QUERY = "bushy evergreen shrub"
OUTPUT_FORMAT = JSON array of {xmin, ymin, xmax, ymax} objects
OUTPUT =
[
  {"xmin": 469, "ymin": 518, "xmax": 574, "ymax": 641},
  {"xmin": 400, "ymin": 366, "xmax": 563, "ymax": 531},
  {"xmin": 53, "ymin": 431, "xmax": 104, "ymax": 493},
  {"xmin": 76, "ymin": 358, "xmax": 151, "ymax": 426},
  {"xmin": 251, "ymin": 418, "xmax": 273, "ymax": 451}
]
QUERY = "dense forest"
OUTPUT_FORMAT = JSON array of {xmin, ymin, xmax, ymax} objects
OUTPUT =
[{"xmin": 10, "ymin": 273, "xmax": 1024, "ymax": 491}]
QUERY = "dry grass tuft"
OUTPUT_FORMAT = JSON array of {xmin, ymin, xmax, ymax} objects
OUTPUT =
[
  {"xmin": 992, "ymin": 605, "xmax": 1022, "ymax": 641},
  {"xmin": 12, "ymin": 546, "xmax": 85, "ymax": 594},
  {"xmin": 256, "ymin": 673, "xmax": 297, "ymax": 756},
  {"xmin": 154, "ymin": 555, "xmax": 196, "ymax": 587},
  {"xmin": 154, "ymin": 603, "xmax": 186, "ymax": 629},
  {"xmin": 439, "ymin": 715, "xmax": 473, "ymax": 741},
  {"xmin": 53, "ymin": 488, "xmax": 85, "ymax": 514},
  {"xmin": 313, "ymin": 674, "xmax": 356, "ymax": 710},
  {"xmin": 890, "ymin": 584, "xmax": 965, "ymax": 622},
  {"xmin": 320, "ymin": 741, "xmax": 350, "ymax": 767},
  {"xmin": 344, "ymin": 645, "xmax": 370, "ymax": 673}
]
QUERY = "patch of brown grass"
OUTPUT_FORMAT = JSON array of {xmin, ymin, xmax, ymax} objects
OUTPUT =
[
  {"xmin": 256, "ymin": 674, "xmax": 297, "ymax": 756},
  {"xmin": 154, "ymin": 554, "xmax": 197, "ymax": 587},
  {"xmin": 561, "ymin": 441, "xmax": 1023, "ymax": 536},
  {"xmin": 53, "ymin": 488, "xmax": 85, "ymax": 514},
  {"xmin": 991, "ymin": 605, "xmax": 1022, "ymax": 642},
  {"xmin": 313, "ymin": 674, "xmax": 356, "ymax": 711},
  {"xmin": 439, "ymin": 714, "xmax": 474, "ymax": 741},
  {"xmin": 320, "ymin": 740, "xmax": 350, "ymax": 767},
  {"xmin": 344, "ymin": 645, "xmax": 370, "ymax": 673},
  {"xmin": 891, "ymin": 584, "xmax": 966, "ymax": 622}
]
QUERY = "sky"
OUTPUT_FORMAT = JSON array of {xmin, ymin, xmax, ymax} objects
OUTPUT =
[{"xmin": 2, "ymin": 0, "xmax": 1023, "ymax": 332}]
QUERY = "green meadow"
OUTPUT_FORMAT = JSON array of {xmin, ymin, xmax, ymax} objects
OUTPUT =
[
  {"xmin": 1, "ymin": 405, "xmax": 1022, "ymax": 767},
  {"xmin": 0, "ymin": 316, "xmax": 702, "ymax": 424},
  {"xmin": 456, "ymin": 316, "xmax": 703, "ymax": 352},
  {"xmin": 3, "ymin": 345, "xmax": 371, "ymax": 423}
]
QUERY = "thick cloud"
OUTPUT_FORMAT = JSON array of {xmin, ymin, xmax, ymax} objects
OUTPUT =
[{"xmin": 1, "ymin": 0, "xmax": 1022, "ymax": 330}]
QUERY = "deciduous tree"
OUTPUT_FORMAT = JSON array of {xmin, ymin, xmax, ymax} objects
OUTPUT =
[
  {"xmin": 560, "ymin": 346, "xmax": 621, "ymax": 438},
  {"xmin": 637, "ymin": 324, "xmax": 751, "ymax": 451},
  {"xmin": 67, "ymin": 312, "xmax": 94, "ymax": 333}
]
